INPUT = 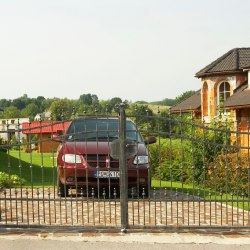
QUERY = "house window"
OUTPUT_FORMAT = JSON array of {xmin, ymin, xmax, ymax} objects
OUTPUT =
[
  {"xmin": 217, "ymin": 81, "xmax": 231, "ymax": 113},
  {"xmin": 202, "ymin": 82, "xmax": 208, "ymax": 116}
]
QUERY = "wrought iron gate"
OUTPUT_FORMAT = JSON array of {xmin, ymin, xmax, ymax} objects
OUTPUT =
[{"xmin": 0, "ymin": 105, "xmax": 250, "ymax": 229}]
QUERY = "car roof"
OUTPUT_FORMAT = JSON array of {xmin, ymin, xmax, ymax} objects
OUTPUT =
[{"xmin": 71, "ymin": 117, "xmax": 133, "ymax": 122}]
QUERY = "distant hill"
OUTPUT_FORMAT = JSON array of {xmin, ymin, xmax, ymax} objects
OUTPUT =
[
  {"xmin": 136, "ymin": 90, "xmax": 196, "ymax": 108},
  {"xmin": 148, "ymin": 104, "xmax": 170, "ymax": 114}
]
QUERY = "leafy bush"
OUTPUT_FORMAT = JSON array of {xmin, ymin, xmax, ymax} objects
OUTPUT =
[
  {"xmin": 0, "ymin": 172, "xmax": 25, "ymax": 189},
  {"xmin": 149, "ymin": 119, "xmax": 230, "ymax": 185},
  {"xmin": 206, "ymin": 153, "xmax": 250, "ymax": 195},
  {"xmin": 150, "ymin": 138, "xmax": 192, "ymax": 182}
]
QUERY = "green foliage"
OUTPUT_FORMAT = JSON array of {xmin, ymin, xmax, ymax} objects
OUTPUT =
[
  {"xmin": 1, "ymin": 106, "xmax": 21, "ymax": 118},
  {"xmin": 12, "ymin": 94, "xmax": 29, "ymax": 110},
  {"xmin": 150, "ymin": 138, "xmax": 192, "ymax": 182},
  {"xmin": 0, "ymin": 91, "xmax": 197, "ymax": 119},
  {"xmin": 49, "ymin": 98, "xmax": 75, "ymax": 120},
  {"xmin": 0, "ymin": 99, "xmax": 11, "ymax": 109},
  {"xmin": 206, "ymin": 153, "xmax": 250, "ymax": 195},
  {"xmin": 40, "ymin": 98, "xmax": 59, "ymax": 111},
  {"xmin": 108, "ymin": 97, "xmax": 122, "ymax": 111},
  {"xmin": 79, "ymin": 93, "xmax": 99, "ymax": 106},
  {"xmin": 0, "ymin": 172, "xmax": 25, "ymax": 189},
  {"xmin": 21, "ymin": 103, "xmax": 40, "ymax": 120},
  {"xmin": 150, "ymin": 98, "xmax": 175, "ymax": 106},
  {"xmin": 127, "ymin": 104, "xmax": 155, "ymax": 136},
  {"xmin": 150, "ymin": 116, "xmax": 230, "ymax": 186}
]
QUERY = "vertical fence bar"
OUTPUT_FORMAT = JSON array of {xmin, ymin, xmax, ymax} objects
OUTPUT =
[
  {"xmin": 119, "ymin": 103, "xmax": 128, "ymax": 231},
  {"xmin": 6, "ymin": 120, "xmax": 13, "ymax": 222},
  {"xmin": 248, "ymin": 120, "xmax": 250, "ymax": 224},
  {"xmin": 168, "ymin": 110, "xmax": 173, "ymax": 224},
  {"xmin": 202, "ymin": 117, "xmax": 207, "ymax": 225},
  {"xmin": 191, "ymin": 112, "xmax": 196, "ymax": 225},
  {"xmin": 180, "ymin": 110, "xmax": 185, "ymax": 225}
]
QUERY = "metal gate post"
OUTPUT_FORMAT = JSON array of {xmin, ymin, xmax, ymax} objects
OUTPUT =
[{"xmin": 119, "ymin": 103, "xmax": 128, "ymax": 231}]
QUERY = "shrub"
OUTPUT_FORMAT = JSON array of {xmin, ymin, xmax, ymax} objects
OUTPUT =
[
  {"xmin": 150, "ymin": 138, "xmax": 193, "ymax": 182},
  {"xmin": 206, "ymin": 153, "xmax": 250, "ymax": 195},
  {"xmin": 0, "ymin": 172, "xmax": 25, "ymax": 189},
  {"xmin": 149, "ymin": 121, "xmax": 229, "ymax": 185}
]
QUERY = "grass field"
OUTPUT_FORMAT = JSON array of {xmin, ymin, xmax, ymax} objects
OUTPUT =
[
  {"xmin": 147, "ymin": 104, "xmax": 170, "ymax": 114},
  {"xmin": 0, "ymin": 150, "xmax": 56, "ymax": 187},
  {"xmin": 152, "ymin": 179, "xmax": 250, "ymax": 210}
]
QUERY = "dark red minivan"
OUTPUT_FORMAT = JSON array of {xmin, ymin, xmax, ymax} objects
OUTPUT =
[{"xmin": 56, "ymin": 117, "xmax": 156, "ymax": 197}]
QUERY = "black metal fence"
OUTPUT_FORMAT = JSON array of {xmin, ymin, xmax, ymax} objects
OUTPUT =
[{"xmin": 0, "ymin": 106, "xmax": 250, "ymax": 230}]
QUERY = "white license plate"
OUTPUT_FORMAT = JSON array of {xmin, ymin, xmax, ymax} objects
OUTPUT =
[{"xmin": 94, "ymin": 170, "xmax": 120, "ymax": 178}]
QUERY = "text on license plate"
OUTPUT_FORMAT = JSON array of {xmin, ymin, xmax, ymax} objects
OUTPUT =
[{"xmin": 94, "ymin": 171, "xmax": 120, "ymax": 178}]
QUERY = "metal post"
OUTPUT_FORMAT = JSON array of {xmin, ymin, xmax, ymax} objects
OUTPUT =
[{"xmin": 119, "ymin": 103, "xmax": 128, "ymax": 232}]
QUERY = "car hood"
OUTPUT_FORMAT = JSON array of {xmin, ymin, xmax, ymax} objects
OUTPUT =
[{"xmin": 60, "ymin": 141, "xmax": 148, "ymax": 156}]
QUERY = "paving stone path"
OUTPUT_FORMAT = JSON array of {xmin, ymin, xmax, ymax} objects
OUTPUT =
[{"xmin": 1, "ymin": 188, "xmax": 250, "ymax": 227}]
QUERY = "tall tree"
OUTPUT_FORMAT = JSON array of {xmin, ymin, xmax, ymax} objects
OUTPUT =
[
  {"xmin": 12, "ymin": 94, "xmax": 31, "ymax": 110},
  {"xmin": 109, "ymin": 97, "xmax": 122, "ymax": 111},
  {"xmin": 1, "ymin": 106, "xmax": 21, "ymax": 118},
  {"xmin": 0, "ymin": 99, "xmax": 11, "ymax": 109},
  {"xmin": 34, "ymin": 96, "xmax": 45, "ymax": 111},
  {"xmin": 79, "ymin": 93, "xmax": 99, "ymax": 106},
  {"xmin": 21, "ymin": 103, "xmax": 40, "ymax": 120},
  {"xmin": 49, "ymin": 98, "xmax": 74, "ymax": 120},
  {"xmin": 41, "ymin": 98, "xmax": 59, "ymax": 111}
]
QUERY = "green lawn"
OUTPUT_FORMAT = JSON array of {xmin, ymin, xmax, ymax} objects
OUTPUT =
[
  {"xmin": 0, "ymin": 150, "xmax": 56, "ymax": 187},
  {"xmin": 152, "ymin": 179, "xmax": 250, "ymax": 210}
]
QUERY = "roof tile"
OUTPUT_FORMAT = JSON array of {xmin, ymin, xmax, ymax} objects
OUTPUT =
[
  {"xmin": 170, "ymin": 91, "xmax": 201, "ymax": 112},
  {"xmin": 196, "ymin": 48, "xmax": 250, "ymax": 77}
]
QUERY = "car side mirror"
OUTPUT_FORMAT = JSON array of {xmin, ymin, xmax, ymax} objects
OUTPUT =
[
  {"xmin": 52, "ymin": 133, "xmax": 64, "ymax": 142},
  {"xmin": 144, "ymin": 136, "xmax": 156, "ymax": 145}
]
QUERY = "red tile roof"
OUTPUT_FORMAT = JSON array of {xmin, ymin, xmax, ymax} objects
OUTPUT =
[{"xmin": 22, "ymin": 121, "xmax": 71, "ymax": 134}]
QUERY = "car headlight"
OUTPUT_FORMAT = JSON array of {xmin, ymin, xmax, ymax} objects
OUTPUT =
[
  {"xmin": 62, "ymin": 154, "xmax": 82, "ymax": 164},
  {"xmin": 133, "ymin": 155, "xmax": 149, "ymax": 165}
]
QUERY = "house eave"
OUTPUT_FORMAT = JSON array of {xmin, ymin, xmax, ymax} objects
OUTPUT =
[
  {"xmin": 225, "ymin": 104, "xmax": 250, "ymax": 110},
  {"xmin": 170, "ymin": 108, "xmax": 201, "ymax": 113},
  {"xmin": 195, "ymin": 70, "xmax": 243, "ymax": 78}
]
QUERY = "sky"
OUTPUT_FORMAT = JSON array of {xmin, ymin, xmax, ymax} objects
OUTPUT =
[{"xmin": 0, "ymin": 0, "xmax": 250, "ymax": 102}]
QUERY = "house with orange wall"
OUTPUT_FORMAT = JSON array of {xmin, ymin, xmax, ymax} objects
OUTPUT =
[
  {"xmin": 22, "ymin": 121, "xmax": 71, "ymax": 153},
  {"xmin": 171, "ymin": 48, "xmax": 250, "ymax": 147}
]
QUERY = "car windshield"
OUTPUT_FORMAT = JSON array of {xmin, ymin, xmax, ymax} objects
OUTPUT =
[{"xmin": 65, "ymin": 118, "xmax": 143, "ymax": 142}]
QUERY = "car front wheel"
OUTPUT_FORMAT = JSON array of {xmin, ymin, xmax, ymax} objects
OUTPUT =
[{"xmin": 57, "ymin": 178, "xmax": 69, "ymax": 197}]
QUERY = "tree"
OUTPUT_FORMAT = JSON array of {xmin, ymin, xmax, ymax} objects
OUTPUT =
[
  {"xmin": 108, "ymin": 97, "xmax": 122, "ymax": 111},
  {"xmin": 0, "ymin": 99, "xmax": 11, "ymax": 109},
  {"xmin": 41, "ymin": 98, "xmax": 59, "ymax": 111},
  {"xmin": 127, "ymin": 104, "xmax": 155, "ymax": 134},
  {"xmin": 2, "ymin": 106, "xmax": 21, "ymax": 118},
  {"xmin": 21, "ymin": 103, "xmax": 40, "ymax": 120},
  {"xmin": 34, "ymin": 96, "xmax": 45, "ymax": 111},
  {"xmin": 12, "ymin": 94, "xmax": 31, "ymax": 110},
  {"xmin": 79, "ymin": 94, "xmax": 92, "ymax": 106},
  {"xmin": 79, "ymin": 93, "xmax": 99, "ymax": 106},
  {"xmin": 49, "ymin": 98, "xmax": 74, "ymax": 120}
]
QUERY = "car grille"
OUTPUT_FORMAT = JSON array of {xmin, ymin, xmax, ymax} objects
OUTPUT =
[
  {"xmin": 77, "ymin": 177, "xmax": 120, "ymax": 183},
  {"xmin": 83, "ymin": 154, "xmax": 119, "ymax": 168}
]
